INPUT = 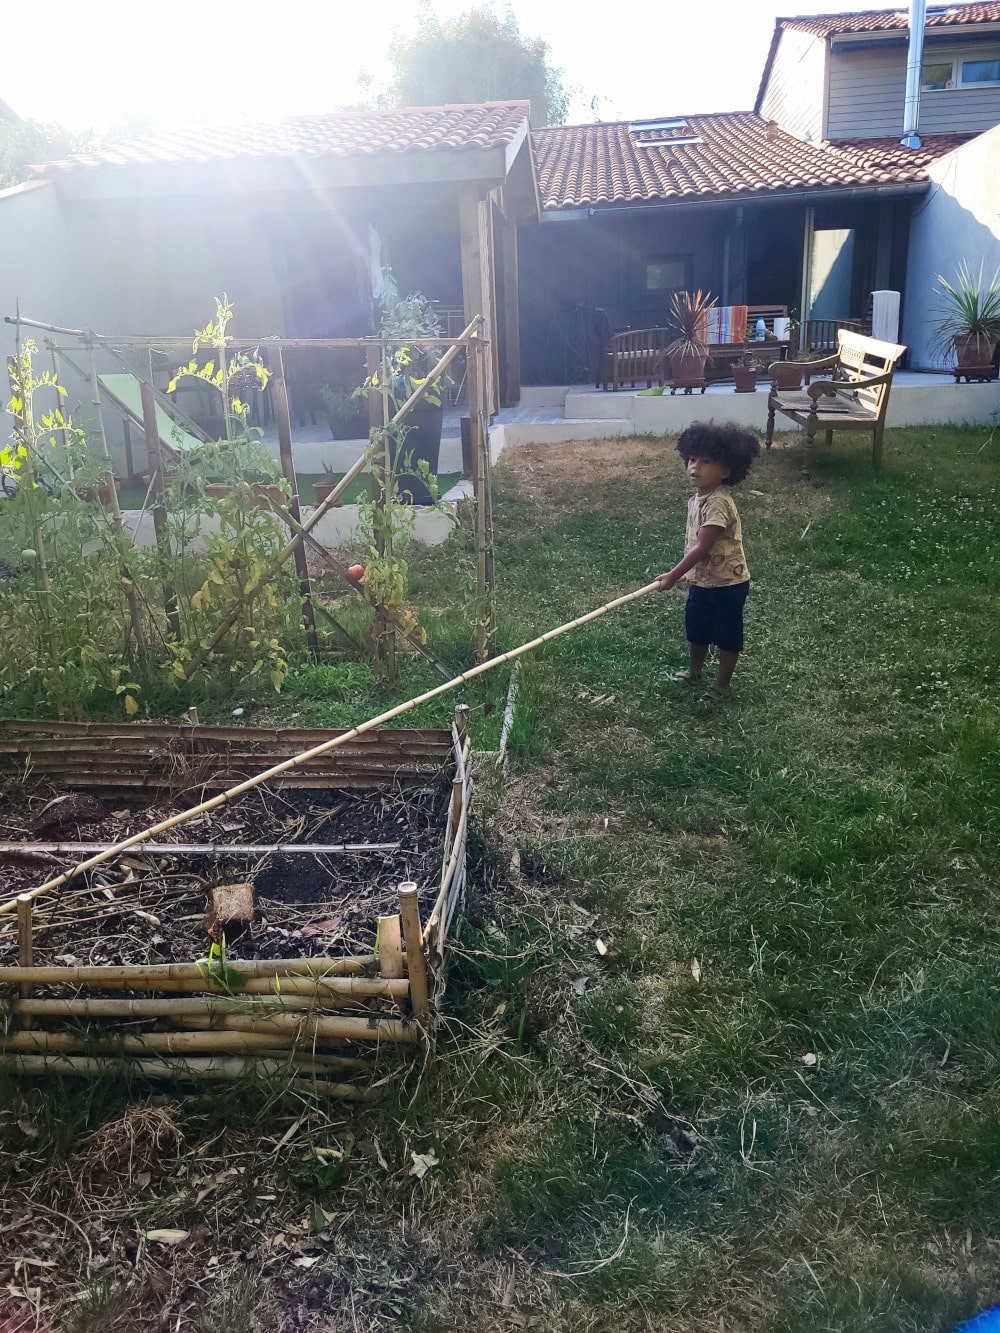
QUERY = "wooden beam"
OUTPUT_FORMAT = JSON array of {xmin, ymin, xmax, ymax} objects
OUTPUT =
[
  {"xmin": 459, "ymin": 185, "xmax": 498, "ymax": 418},
  {"xmin": 497, "ymin": 209, "xmax": 521, "ymax": 407}
]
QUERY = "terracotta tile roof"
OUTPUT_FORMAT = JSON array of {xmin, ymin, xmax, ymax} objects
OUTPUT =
[
  {"xmin": 780, "ymin": 2, "xmax": 1000, "ymax": 39},
  {"xmin": 35, "ymin": 101, "xmax": 531, "ymax": 174},
  {"xmin": 533, "ymin": 113, "xmax": 966, "ymax": 209}
]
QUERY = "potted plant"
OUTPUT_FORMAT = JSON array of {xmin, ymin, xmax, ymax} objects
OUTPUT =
[
  {"xmin": 76, "ymin": 477, "xmax": 122, "ymax": 504},
  {"xmin": 770, "ymin": 356, "xmax": 806, "ymax": 391},
  {"xmin": 313, "ymin": 463, "xmax": 345, "ymax": 507},
  {"xmin": 733, "ymin": 351, "xmax": 766, "ymax": 393},
  {"xmin": 319, "ymin": 384, "xmax": 368, "ymax": 440},
  {"xmin": 361, "ymin": 272, "xmax": 450, "ymax": 504},
  {"xmin": 666, "ymin": 289, "xmax": 715, "ymax": 394},
  {"xmin": 934, "ymin": 261, "xmax": 1000, "ymax": 382}
]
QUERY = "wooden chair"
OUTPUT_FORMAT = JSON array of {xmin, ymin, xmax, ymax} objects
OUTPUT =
[
  {"xmin": 765, "ymin": 330, "xmax": 906, "ymax": 476},
  {"xmin": 598, "ymin": 327, "xmax": 671, "ymax": 390}
]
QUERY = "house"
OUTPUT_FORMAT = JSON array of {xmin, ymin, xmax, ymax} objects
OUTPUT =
[
  {"xmin": 518, "ymin": 1, "xmax": 1000, "ymax": 383},
  {"xmin": 757, "ymin": 2, "xmax": 1000, "ymax": 143},
  {"xmin": 0, "ymin": 102, "xmax": 539, "ymax": 410}
]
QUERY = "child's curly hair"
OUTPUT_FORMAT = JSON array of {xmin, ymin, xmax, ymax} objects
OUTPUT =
[{"xmin": 675, "ymin": 421, "xmax": 760, "ymax": 485}]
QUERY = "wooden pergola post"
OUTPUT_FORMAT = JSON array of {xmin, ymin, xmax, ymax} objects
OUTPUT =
[{"xmin": 459, "ymin": 184, "xmax": 498, "ymax": 419}]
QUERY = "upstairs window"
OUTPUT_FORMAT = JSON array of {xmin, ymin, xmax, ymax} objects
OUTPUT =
[
  {"xmin": 921, "ymin": 52, "xmax": 1000, "ymax": 90},
  {"xmin": 921, "ymin": 60, "xmax": 954, "ymax": 90},
  {"xmin": 961, "ymin": 58, "xmax": 1000, "ymax": 86}
]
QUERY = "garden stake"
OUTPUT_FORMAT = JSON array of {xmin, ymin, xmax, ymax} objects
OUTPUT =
[{"xmin": 0, "ymin": 578, "xmax": 662, "ymax": 918}]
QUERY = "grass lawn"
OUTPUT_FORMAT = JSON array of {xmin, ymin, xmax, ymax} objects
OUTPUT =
[{"xmin": 2, "ymin": 425, "xmax": 1000, "ymax": 1331}]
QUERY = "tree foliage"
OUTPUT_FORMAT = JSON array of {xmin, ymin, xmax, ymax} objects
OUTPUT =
[
  {"xmin": 384, "ymin": 6, "xmax": 570, "ymax": 127},
  {"xmin": 0, "ymin": 117, "xmax": 83, "ymax": 189}
]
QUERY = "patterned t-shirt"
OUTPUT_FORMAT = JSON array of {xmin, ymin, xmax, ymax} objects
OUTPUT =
[{"xmin": 684, "ymin": 487, "xmax": 749, "ymax": 587}]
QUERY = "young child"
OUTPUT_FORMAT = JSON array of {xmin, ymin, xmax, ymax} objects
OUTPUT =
[{"xmin": 656, "ymin": 421, "xmax": 760, "ymax": 700}]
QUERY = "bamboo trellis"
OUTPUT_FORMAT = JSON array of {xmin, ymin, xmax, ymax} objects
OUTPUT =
[{"xmin": 6, "ymin": 314, "xmax": 495, "ymax": 669}]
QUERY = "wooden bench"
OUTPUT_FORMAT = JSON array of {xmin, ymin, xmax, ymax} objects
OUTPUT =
[{"xmin": 765, "ymin": 330, "xmax": 906, "ymax": 475}]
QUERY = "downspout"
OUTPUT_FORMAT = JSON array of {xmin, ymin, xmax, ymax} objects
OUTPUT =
[{"xmin": 900, "ymin": 0, "xmax": 927, "ymax": 149}]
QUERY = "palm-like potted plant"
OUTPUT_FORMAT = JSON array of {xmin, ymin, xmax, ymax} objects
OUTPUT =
[
  {"xmin": 934, "ymin": 261, "xmax": 1000, "ymax": 382},
  {"xmin": 666, "ymin": 290, "xmax": 715, "ymax": 394}
]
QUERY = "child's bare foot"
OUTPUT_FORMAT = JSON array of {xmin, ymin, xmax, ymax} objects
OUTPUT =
[
  {"xmin": 699, "ymin": 684, "xmax": 731, "ymax": 704},
  {"xmin": 672, "ymin": 669, "xmax": 701, "ymax": 684}
]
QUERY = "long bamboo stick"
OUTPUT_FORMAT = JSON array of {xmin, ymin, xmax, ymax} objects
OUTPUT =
[
  {"xmin": 0, "ymin": 1052, "xmax": 377, "ymax": 1099},
  {"xmin": 0, "ymin": 958, "xmax": 377, "ymax": 983},
  {"xmin": 0, "ymin": 579, "xmax": 661, "ymax": 919},
  {"xmin": 6, "ymin": 996, "xmax": 363, "ymax": 1021},
  {"xmin": 1, "ymin": 1022, "xmax": 374, "ymax": 1073},
  {"xmin": 2, "ymin": 1029, "xmax": 321, "ymax": 1055},
  {"xmin": 0, "ymin": 971, "xmax": 402, "ymax": 1001},
  {"xmin": 182, "ymin": 1010, "xmax": 418, "ymax": 1042},
  {"xmin": 0, "ymin": 841, "xmax": 400, "ymax": 858}
]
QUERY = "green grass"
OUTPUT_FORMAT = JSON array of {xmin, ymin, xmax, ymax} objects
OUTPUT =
[
  {"xmin": 448, "ymin": 425, "xmax": 1000, "ymax": 1326},
  {"xmin": 6, "ymin": 425, "xmax": 1000, "ymax": 1330}
]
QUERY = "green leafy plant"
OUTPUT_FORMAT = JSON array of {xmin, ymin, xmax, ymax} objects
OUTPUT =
[
  {"xmin": 933, "ymin": 260, "xmax": 1000, "ymax": 358},
  {"xmin": 196, "ymin": 935, "xmax": 249, "ymax": 993},
  {"xmin": 359, "ymin": 269, "xmax": 451, "ymax": 412}
]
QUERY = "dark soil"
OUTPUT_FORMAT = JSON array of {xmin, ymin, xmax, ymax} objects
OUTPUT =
[{"xmin": 0, "ymin": 781, "xmax": 448, "ymax": 970}]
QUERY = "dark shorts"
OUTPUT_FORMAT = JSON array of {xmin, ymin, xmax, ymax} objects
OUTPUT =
[{"xmin": 685, "ymin": 581, "xmax": 750, "ymax": 653}]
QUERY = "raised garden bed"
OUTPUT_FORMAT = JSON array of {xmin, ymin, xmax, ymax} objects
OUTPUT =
[{"xmin": 0, "ymin": 717, "xmax": 471, "ymax": 1100}]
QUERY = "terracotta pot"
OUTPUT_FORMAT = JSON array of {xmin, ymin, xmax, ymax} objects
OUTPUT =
[
  {"xmin": 733, "ymin": 368, "xmax": 758, "ymax": 393},
  {"xmin": 313, "ymin": 481, "xmax": 344, "ymax": 507},
  {"xmin": 669, "ymin": 351, "xmax": 708, "ymax": 394},
  {"xmin": 77, "ymin": 479, "xmax": 121, "ymax": 504},
  {"xmin": 953, "ymin": 333, "xmax": 999, "ymax": 381},
  {"xmin": 771, "ymin": 361, "xmax": 804, "ymax": 391},
  {"xmin": 203, "ymin": 482, "xmax": 232, "ymax": 500}
]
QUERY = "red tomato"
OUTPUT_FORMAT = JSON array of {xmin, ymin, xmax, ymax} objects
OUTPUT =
[{"xmin": 346, "ymin": 564, "xmax": 365, "ymax": 582}]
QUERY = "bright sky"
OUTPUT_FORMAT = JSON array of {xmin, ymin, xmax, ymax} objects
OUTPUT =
[{"xmin": 6, "ymin": 0, "xmax": 884, "ymax": 135}]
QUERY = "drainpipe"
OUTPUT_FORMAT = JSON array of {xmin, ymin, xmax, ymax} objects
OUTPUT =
[{"xmin": 900, "ymin": 0, "xmax": 927, "ymax": 149}]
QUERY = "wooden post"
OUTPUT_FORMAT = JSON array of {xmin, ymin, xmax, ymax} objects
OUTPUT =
[
  {"xmin": 398, "ymin": 883, "xmax": 430, "ymax": 1022},
  {"xmin": 455, "ymin": 703, "xmax": 470, "ymax": 749},
  {"xmin": 271, "ymin": 352, "xmax": 319, "ymax": 661},
  {"xmin": 17, "ymin": 894, "xmax": 33, "ymax": 1026},
  {"xmin": 466, "ymin": 338, "xmax": 491, "ymax": 661},
  {"xmin": 377, "ymin": 914, "xmax": 405, "ymax": 980},
  {"xmin": 86, "ymin": 343, "xmax": 150, "ymax": 670},
  {"xmin": 367, "ymin": 341, "xmax": 396, "ymax": 680},
  {"xmin": 498, "ymin": 212, "xmax": 521, "ymax": 408},
  {"xmin": 139, "ymin": 380, "xmax": 181, "ymax": 642}
]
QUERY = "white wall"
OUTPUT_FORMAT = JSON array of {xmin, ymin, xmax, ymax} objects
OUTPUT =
[
  {"xmin": 903, "ymin": 124, "xmax": 1000, "ymax": 369},
  {"xmin": 0, "ymin": 180, "xmax": 71, "ymax": 360}
]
